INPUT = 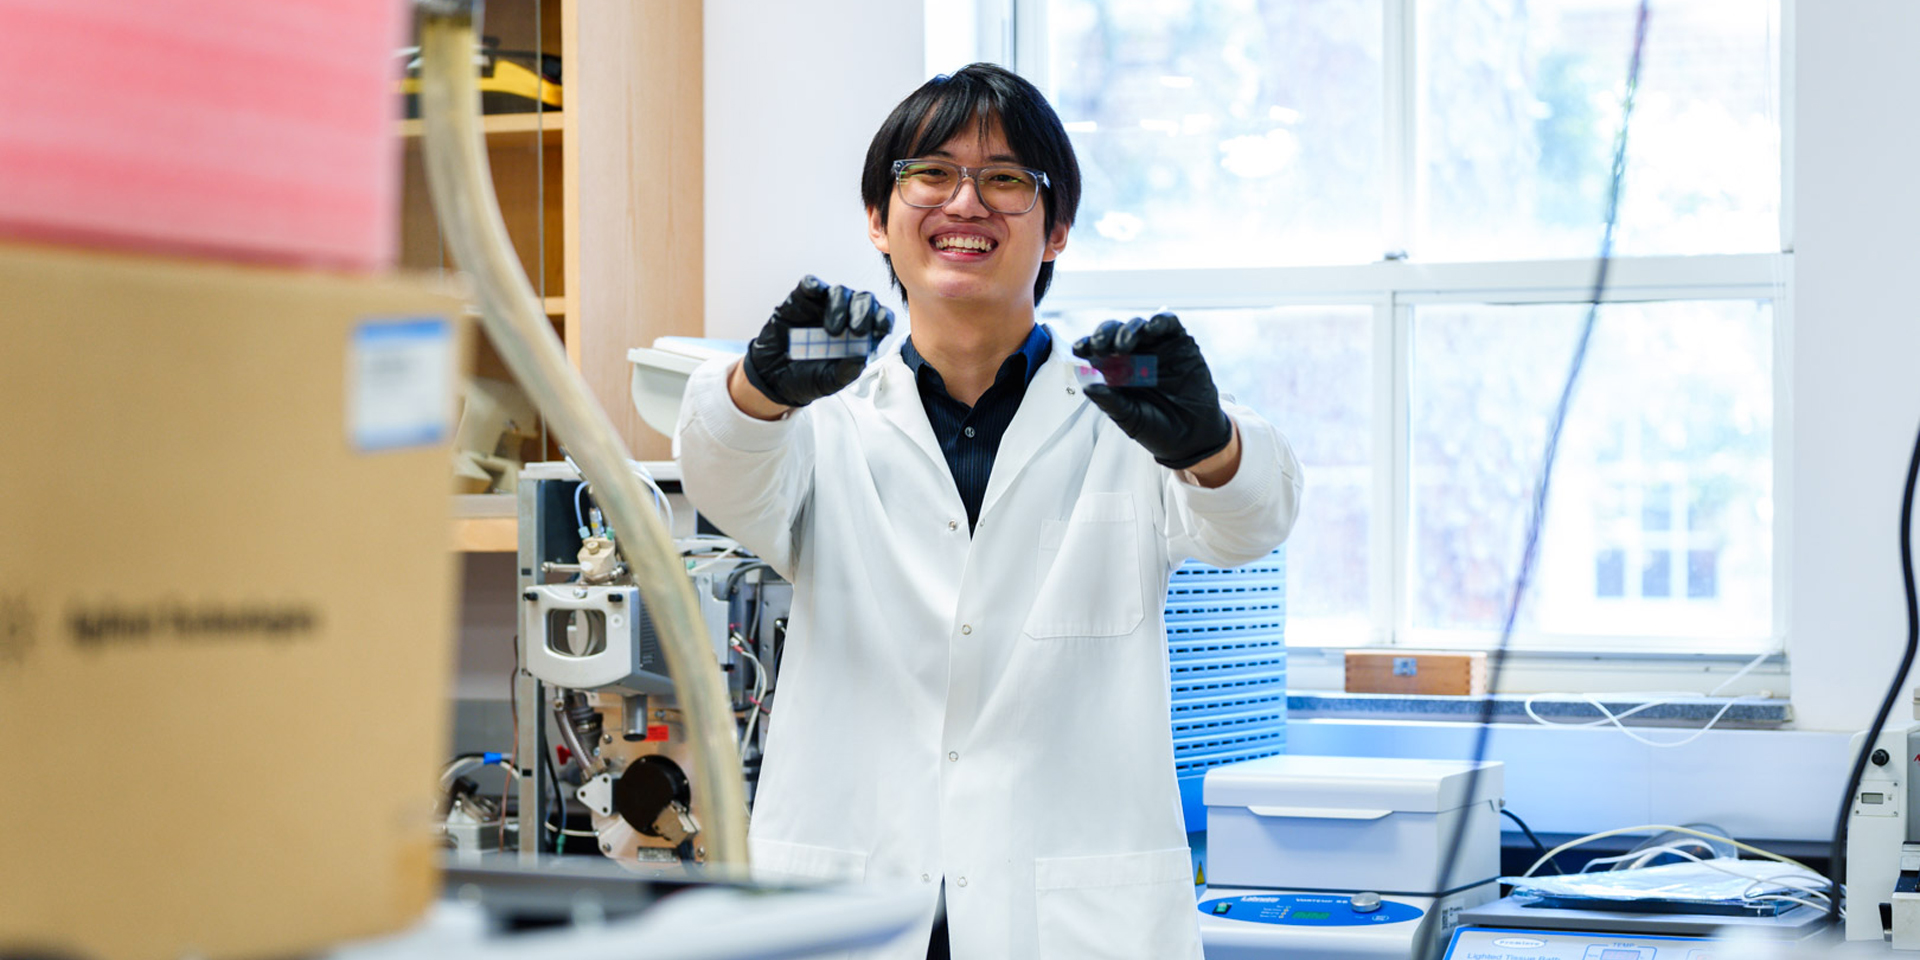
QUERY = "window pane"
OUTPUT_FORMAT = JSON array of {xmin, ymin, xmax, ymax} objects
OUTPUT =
[
  {"xmin": 1408, "ymin": 300, "xmax": 1771, "ymax": 644},
  {"xmin": 1042, "ymin": 306, "xmax": 1372, "ymax": 641},
  {"xmin": 1687, "ymin": 549, "xmax": 1719, "ymax": 599},
  {"xmin": 1047, "ymin": 0, "xmax": 1382, "ymax": 269},
  {"xmin": 1642, "ymin": 549, "xmax": 1672, "ymax": 598},
  {"xmin": 1642, "ymin": 482, "xmax": 1672, "ymax": 531},
  {"xmin": 1417, "ymin": 0, "xmax": 1780, "ymax": 259},
  {"xmin": 1595, "ymin": 549, "xmax": 1625, "ymax": 598}
]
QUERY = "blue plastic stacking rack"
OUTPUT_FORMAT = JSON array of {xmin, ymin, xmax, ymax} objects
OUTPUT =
[{"xmin": 1166, "ymin": 548, "xmax": 1287, "ymax": 832}]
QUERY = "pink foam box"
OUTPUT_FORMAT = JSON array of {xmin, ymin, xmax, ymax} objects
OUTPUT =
[{"xmin": 0, "ymin": 0, "xmax": 409, "ymax": 271}]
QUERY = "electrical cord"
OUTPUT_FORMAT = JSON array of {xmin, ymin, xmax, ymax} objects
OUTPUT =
[
  {"xmin": 1581, "ymin": 842, "xmax": 1724, "ymax": 873},
  {"xmin": 574, "ymin": 479, "xmax": 592, "ymax": 537},
  {"xmin": 629, "ymin": 460, "xmax": 675, "ymax": 535},
  {"xmin": 1436, "ymin": 0, "xmax": 1650, "ymax": 898},
  {"xmin": 719, "ymin": 560, "xmax": 772, "ymax": 602},
  {"xmin": 1501, "ymin": 807, "xmax": 1562, "ymax": 875},
  {"xmin": 1538, "ymin": 842, "xmax": 1836, "ymax": 916},
  {"xmin": 1520, "ymin": 649, "xmax": 1776, "ymax": 747},
  {"xmin": 504, "ymin": 634, "xmax": 520, "ymax": 854},
  {"xmin": 1827, "ymin": 412, "xmax": 1920, "ymax": 920},
  {"xmin": 733, "ymin": 638, "xmax": 770, "ymax": 756},
  {"xmin": 1521, "ymin": 824, "xmax": 1820, "ymax": 881}
]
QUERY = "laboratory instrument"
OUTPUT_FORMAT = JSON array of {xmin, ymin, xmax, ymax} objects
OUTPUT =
[
  {"xmin": 1196, "ymin": 756, "xmax": 1504, "ymax": 960},
  {"xmin": 1846, "ymin": 721, "xmax": 1920, "ymax": 947},
  {"xmin": 1441, "ymin": 926, "xmax": 1736, "ymax": 959},
  {"xmin": 1449, "ymin": 895, "xmax": 1829, "ymax": 947},
  {"xmin": 475, "ymin": 461, "xmax": 789, "ymax": 869}
]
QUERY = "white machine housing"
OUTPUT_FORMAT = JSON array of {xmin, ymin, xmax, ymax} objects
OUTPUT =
[
  {"xmin": 1199, "ymin": 756, "xmax": 1504, "ymax": 960},
  {"xmin": 628, "ymin": 337, "xmax": 744, "ymax": 438},
  {"xmin": 521, "ymin": 583, "xmax": 673, "ymax": 696},
  {"xmin": 1845, "ymin": 721, "xmax": 1920, "ymax": 943},
  {"xmin": 1205, "ymin": 755, "xmax": 1504, "ymax": 892}
]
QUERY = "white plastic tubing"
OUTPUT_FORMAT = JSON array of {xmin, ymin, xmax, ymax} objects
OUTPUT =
[{"xmin": 414, "ymin": 0, "xmax": 747, "ymax": 867}]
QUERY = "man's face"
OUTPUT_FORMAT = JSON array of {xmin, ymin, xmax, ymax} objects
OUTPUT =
[{"xmin": 867, "ymin": 119, "xmax": 1069, "ymax": 314}]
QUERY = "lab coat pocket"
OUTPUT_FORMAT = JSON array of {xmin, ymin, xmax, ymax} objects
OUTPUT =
[
  {"xmin": 1025, "ymin": 492, "xmax": 1145, "ymax": 639},
  {"xmin": 1034, "ymin": 848, "xmax": 1202, "ymax": 959},
  {"xmin": 748, "ymin": 837, "xmax": 869, "ymax": 884}
]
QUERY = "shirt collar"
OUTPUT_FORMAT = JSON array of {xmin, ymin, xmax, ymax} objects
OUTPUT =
[{"xmin": 901, "ymin": 323, "xmax": 1053, "ymax": 392}]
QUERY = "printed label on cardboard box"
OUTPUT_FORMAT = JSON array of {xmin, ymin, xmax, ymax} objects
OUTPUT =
[{"xmin": 348, "ymin": 317, "xmax": 453, "ymax": 451}]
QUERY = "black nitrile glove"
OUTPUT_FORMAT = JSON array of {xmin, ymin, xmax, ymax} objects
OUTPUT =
[
  {"xmin": 1072, "ymin": 312, "xmax": 1234, "ymax": 470},
  {"xmin": 742, "ymin": 275, "xmax": 895, "ymax": 408}
]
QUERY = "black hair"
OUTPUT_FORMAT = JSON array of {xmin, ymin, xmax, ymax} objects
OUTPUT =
[{"xmin": 860, "ymin": 62, "xmax": 1082, "ymax": 307}]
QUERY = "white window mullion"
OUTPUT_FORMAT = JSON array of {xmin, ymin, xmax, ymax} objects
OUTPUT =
[
  {"xmin": 1382, "ymin": 0, "xmax": 1417, "ymax": 261},
  {"xmin": 1012, "ymin": 0, "xmax": 1050, "ymax": 92},
  {"xmin": 979, "ymin": 0, "xmax": 1017, "ymax": 71},
  {"xmin": 1777, "ymin": 0, "xmax": 1796, "ymax": 254},
  {"xmin": 1771, "ymin": 280, "xmax": 1794, "ymax": 653},
  {"xmin": 1381, "ymin": 297, "xmax": 1413, "ymax": 646}
]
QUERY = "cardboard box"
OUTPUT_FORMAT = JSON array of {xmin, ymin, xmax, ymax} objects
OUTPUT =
[
  {"xmin": 0, "ymin": 243, "xmax": 465, "ymax": 960},
  {"xmin": 0, "ymin": 0, "xmax": 406, "ymax": 270},
  {"xmin": 1345, "ymin": 650, "xmax": 1488, "ymax": 696}
]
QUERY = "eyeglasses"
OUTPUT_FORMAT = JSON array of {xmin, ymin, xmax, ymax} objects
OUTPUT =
[{"xmin": 891, "ymin": 158, "xmax": 1052, "ymax": 215}]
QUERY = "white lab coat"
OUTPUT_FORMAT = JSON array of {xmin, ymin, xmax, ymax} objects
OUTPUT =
[{"xmin": 675, "ymin": 332, "xmax": 1301, "ymax": 960}]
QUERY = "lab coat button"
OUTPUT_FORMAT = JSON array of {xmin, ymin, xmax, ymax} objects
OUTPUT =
[
  {"xmin": 960, "ymin": 624, "xmax": 972, "ymax": 635},
  {"xmin": 958, "ymin": 877, "xmax": 969, "ymax": 887},
  {"xmin": 922, "ymin": 873, "xmax": 931, "ymax": 883},
  {"xmin": 948, "ymin": 751, "xmax": 958, "ymax": 761},
  {"xmin": 948, "ymin": 520, "xmax": 958, "ymax": 531}
]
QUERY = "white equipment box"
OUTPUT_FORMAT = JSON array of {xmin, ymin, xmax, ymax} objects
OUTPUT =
[{"xmin": 1197, "ymin": 756, "xmax": 1504, "ymax": 960}]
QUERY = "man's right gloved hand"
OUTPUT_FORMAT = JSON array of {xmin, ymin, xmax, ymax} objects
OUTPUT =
[{"xmin": 741, "ymin": 275, "xmax": 895, "ymax": 409}]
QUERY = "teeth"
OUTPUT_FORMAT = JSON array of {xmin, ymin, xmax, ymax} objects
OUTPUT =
[{"xmin": 935, "ymin": 235, "xmax": 993, "ymax": 252}]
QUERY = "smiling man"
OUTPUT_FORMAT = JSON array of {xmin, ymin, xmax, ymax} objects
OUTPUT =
[{"xmin": 677, "ymin": 64, "xmax": 1302, "ymax": 960}]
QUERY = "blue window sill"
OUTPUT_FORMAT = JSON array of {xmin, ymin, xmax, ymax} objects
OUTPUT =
[{"xmin": 1286, "ymin": 691, "xmax": 1791, "ymax": 726}]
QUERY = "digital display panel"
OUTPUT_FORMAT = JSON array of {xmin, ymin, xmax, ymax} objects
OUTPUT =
[
  {"xmin": 1294, "ymin": 911, "xmax": 1331, "ymax": 920},
  {"xmin": 1600, "ymin": 950, "xmax": 1644, "ymax": 960}
]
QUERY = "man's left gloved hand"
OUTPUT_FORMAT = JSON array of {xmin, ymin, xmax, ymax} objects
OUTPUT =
[{"xmin": 1072, "ymin": 313, "xmax": 1235, "ymax": 471}]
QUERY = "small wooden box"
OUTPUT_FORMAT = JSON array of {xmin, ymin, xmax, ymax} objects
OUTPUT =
[{"xmin": 1345, "ymin": 650, "xmax": 1488, "ymax": 696}]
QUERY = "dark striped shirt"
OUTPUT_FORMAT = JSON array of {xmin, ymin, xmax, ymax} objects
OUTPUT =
[{"xmin": 901, "ymin": 325, "xmax": 1053, "ymax": 532}]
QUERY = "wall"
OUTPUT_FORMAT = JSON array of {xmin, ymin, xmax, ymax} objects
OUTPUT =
[
  {"xmin": 1788, "ymin": 0, "xmax": 1920, "ymax": 731},
  {"xmin": 701, "ymin": 0, "xmax": 927, "ymax": 342}
]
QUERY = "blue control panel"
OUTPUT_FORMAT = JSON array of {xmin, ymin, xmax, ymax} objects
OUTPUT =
[
  {"xmin": 1197, "ymin": 893, "xmax": 1425, "ymax": 927},
  {"xmin": 1442, "ymin": 927, "xmax": 1716, "ymax": 959}
]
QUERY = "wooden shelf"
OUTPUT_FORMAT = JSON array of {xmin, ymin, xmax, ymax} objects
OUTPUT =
[
  {"xmin": 452, "ymin": 494, "xmax": 517, "ymax": 552},
  {"xmin": 452, "ymin": 517, "xmax": 517, "ymax": 552},
  {"xmin": 460, "ymin": 296, "xmax": 564, "ymax": 317},
  {"xmin": 398, "ymin": 111, "xmax": 564, "ymax": 148}
]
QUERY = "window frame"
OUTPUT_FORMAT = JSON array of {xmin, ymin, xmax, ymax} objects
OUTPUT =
[{"xmin": 976, "ymin": 0, "xmax": 1796, "ymax": 683}]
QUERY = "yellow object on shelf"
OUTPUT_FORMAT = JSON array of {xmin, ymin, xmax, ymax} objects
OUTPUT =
[{"xmin": 398, "ymin": 56, "xmax": 562, "ymax": 113}]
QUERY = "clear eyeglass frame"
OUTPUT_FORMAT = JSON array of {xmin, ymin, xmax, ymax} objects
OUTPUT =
[{"xmin": 891, "ymin": 158, "xmax": 1052, "ymax": 215}]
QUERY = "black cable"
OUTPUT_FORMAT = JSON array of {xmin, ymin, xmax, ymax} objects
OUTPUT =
[
  {"xmin": 1827, "ymin": 416, "xmax": 1920, "ymax": 919},
  {"xmin": 719, "ymin": 560, "xmax": 772, "ymax": 601},
  {"xmin": 1501, "ymin": 808, "xmax": 1562, "ymax": 875},
  {"xmin": 1434, "ymin": 0, "xmax": 1650, "ymax": 898}
]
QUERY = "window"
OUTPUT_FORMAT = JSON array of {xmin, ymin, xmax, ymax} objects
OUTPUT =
[{"xmin": 1015, "ymin": 0, "xmax": 1785, "ymax": 656}]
